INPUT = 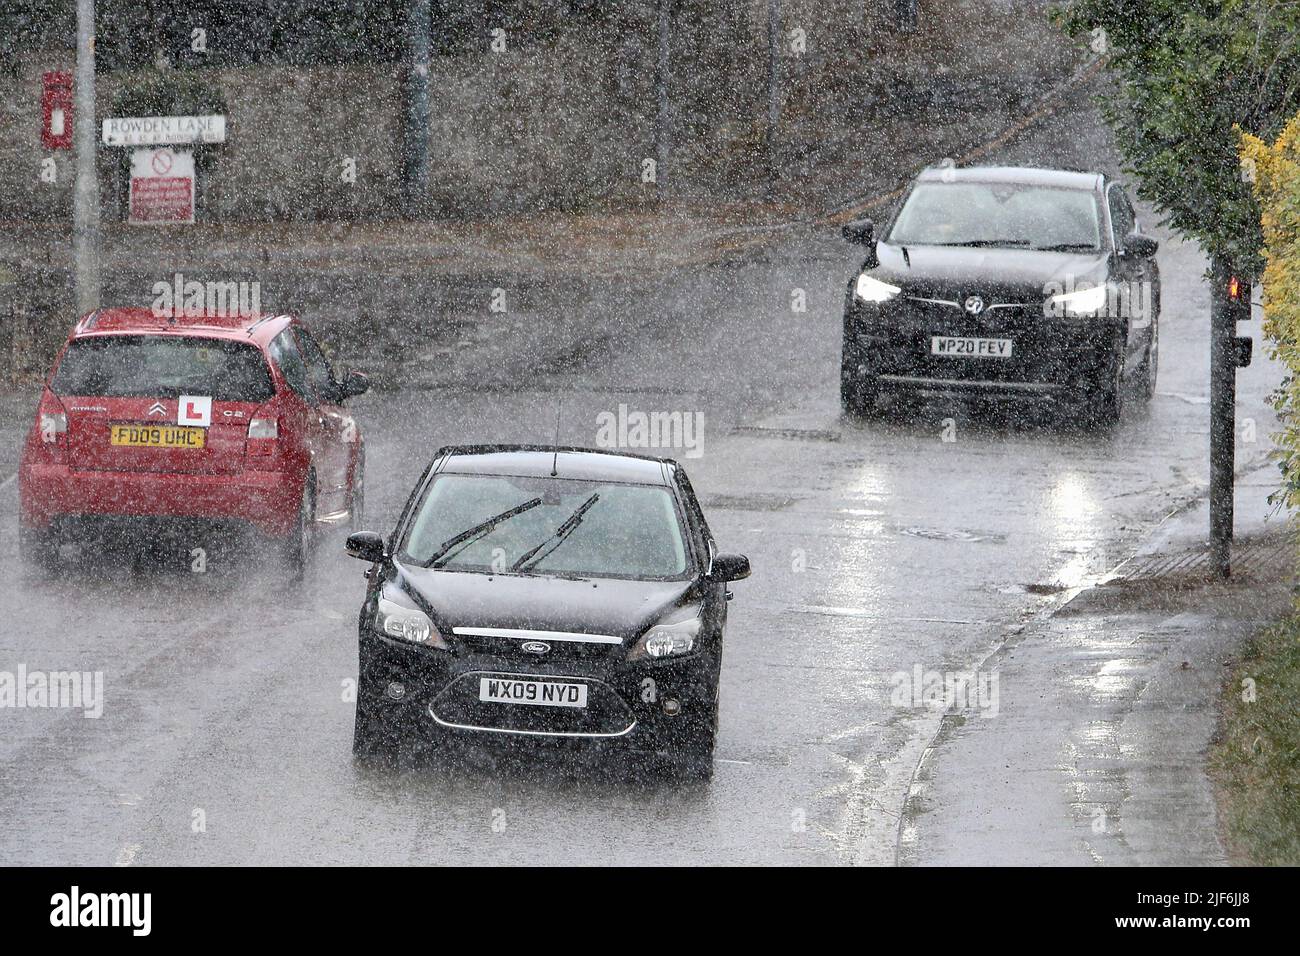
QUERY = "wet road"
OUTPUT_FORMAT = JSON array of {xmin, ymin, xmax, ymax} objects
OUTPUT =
[{"xmin": 0, "ymin": 93, "xmax": 1278, "ymax": 865}]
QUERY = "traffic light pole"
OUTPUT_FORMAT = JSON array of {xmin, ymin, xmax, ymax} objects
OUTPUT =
[
  {"xmin": 402, "ymin": 0, "xmax": 431, "ymax": 215},
  {"xmin": 1208, "ymin": 255, "xmax": 1236, "ymax": 578},
  {"xmin": 72, "ymin": 0, "xmax": 100, "ymax": 314},
  {"xmin": 655, "ymin": 0, "xmax": 670, "ymax": 198}
]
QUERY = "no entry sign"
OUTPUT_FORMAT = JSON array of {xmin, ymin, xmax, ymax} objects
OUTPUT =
[{"xmin": 129, "ymin": 147, "xmax": 195, "ymax": 224}]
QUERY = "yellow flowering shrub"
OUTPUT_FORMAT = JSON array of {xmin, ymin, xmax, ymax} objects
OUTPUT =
[{"xmin": 1241, "ymin": 115, "xmax": 1300, "ymax": 512}]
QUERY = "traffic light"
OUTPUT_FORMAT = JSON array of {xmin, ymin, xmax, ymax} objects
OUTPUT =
[
  {"xmin": 1227, "ymin": 275, "xmax": 1253, "ymax": 367},
  {"xmin": 1227, "ymin": 275, "xmax": 1252, "ymax": 323}
]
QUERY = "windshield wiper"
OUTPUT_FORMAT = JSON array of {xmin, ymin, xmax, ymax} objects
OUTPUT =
[
  {"xmin": 510, "ymin": 493, "xmax": 600, "ymax": 573},
  {"xmin": 933, "ymin": 239, "xmax": 1031, "ymax": 247},
  {"xmin": 1034, "ymin": 242, "xmax": 1100, "ymax": 252},
  {"xmin": 426, "ymin": 497, "xmax": 543, "ymax": 568}
]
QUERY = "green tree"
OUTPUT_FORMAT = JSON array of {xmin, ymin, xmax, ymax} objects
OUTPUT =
[
  {"xmin": 1057, "ymin": 0, "xmax": 1300, "ymax": 575},
  {"xmin": 1057, "ymin": 0, "xmax": 1300, "ymax": 275}
]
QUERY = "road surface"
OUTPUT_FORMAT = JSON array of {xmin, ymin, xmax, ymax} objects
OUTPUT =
[{"xmin": 0, "ymin": 85, "xmax": 1278, "ymax": 865}]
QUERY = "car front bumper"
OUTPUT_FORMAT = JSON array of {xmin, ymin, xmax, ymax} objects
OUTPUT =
[
  {"xmin": 844, "ymin": 298, "xmax": 1125, "ymax": 397},
  {"xmin": 357, "ymin": 629, "xmax": 717, "ymax": 752}
]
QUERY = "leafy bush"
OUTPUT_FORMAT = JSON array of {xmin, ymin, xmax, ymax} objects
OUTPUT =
[{"xmin": 1241, "ymin": 116, "xmax": 1300, "ymax": 511}]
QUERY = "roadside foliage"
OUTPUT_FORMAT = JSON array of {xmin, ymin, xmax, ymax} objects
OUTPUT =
[{"xmin": 1241, "ymin": 115, "xmax": 1300, "ymax": 519}]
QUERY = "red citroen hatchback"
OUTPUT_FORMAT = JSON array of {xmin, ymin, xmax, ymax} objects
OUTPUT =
[{"xmin": 18, "ymin": 308, "xmax": 369, "ymax": 570}]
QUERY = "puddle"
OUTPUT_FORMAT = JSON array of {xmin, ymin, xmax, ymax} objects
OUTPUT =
[
  {"xmin": 896, "ymin": 526, "xmax": 1006, "ymax": 543},
  {"xmin": 701, "ymin": 493, "xmax": 800, "ymax": 511}
]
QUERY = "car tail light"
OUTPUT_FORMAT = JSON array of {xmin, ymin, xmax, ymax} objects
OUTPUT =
[
  {"xmin": 33, "ymin": 394, "xmax": 68, "ymax": 463},
  {"xmin": 40, "ymin": 411, "xmax": 67, "ymax": 443},
  {"xmin": 246, "ymin": 412, "xmax": 279, "ymax": 469}
]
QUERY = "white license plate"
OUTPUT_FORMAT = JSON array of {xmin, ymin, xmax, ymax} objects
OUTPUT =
[
  {"xmin": 478, "ymin": 677, "xmax": 588, "ymax": 709},
  {"xmin": 930, "ymin": 336, "xmax": 1014, "ymax": 358}
]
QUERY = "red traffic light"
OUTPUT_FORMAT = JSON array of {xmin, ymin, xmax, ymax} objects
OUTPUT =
[{"xmin": 1228, "ymin": 275, "xmax": 1243, "ymax": 301}]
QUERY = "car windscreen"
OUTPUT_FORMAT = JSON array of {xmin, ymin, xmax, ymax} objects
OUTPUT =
[
  {"xmin": 887, "ymin": 182, "xmax": 1102, "ymax": 250},
  {"xmin": 401, "ymin": 473, "xmax": 690, "ymax": 580},
  {"xmin": 50, "ymin": 335, "xmax": 275, "ymax": 402}
]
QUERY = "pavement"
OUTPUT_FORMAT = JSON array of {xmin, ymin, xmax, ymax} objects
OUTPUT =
[
  {"xmin": 0, "ymin": 59, "xmax": 1289, "ymax": 866},
  {"xmin": 900, "ymin": 465, "xmax": 1293, "ymax": 866}
]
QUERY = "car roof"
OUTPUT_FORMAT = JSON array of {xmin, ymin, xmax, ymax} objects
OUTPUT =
[
  {"xmin": 915, "ymin": 165, "xmax": 1104, "ymax": 191},
  {"xmin": 434, "ymin": 445, "xmax": 675, "ymax": 486},
  {"xmin": 70, "ymin": 307, "xmax": 293, "ymax": 345}
]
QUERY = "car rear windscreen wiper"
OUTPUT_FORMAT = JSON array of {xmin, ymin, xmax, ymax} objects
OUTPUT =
[
  {"xmin": 511, "ymin": 493, "xmax": 600, "ymax": 573},
  {"xmin": 427, "ymin": 497, "xmax": 543, "ymax": 568}
]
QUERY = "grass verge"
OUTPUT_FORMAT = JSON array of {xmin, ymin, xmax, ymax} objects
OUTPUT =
[{"xmin": 1212, "ymin": 614, "xmax": 1300, "ymax": 865}]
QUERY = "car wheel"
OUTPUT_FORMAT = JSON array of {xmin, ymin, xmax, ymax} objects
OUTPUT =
[
  {"xmin": 348, "ymin": 457, "xmax": 366, "ymax": 534},
  {"xmin": 840, "ymin": 350, "xmax": 881, "ymax": 418},
  {"xmin": 1135, "ymin": 322, "xmax": 1159, "ymax": 403},
  {"xmin": 282, "ymin": 476, "xmax": 317, "ymax": 577},
  {"xmin": 662, "ymin": 702, "xmax": 717, "ymax": 783},
  {"xmin": 1087, "ymin": 354, "xmax": 1124, "ymax": 430},
  {"xmin": 352, "ymin": 691, "xmax": 399, "ymax": 766},
  {"xmin": 19, "ymin": 525, "xmax": 57, "ymax": 572}
]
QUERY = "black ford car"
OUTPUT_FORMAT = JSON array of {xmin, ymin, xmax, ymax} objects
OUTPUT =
[
  {"xmin": 840, "ymin": 165, "xmax": 1160, "ymax": 426},
  {"xmin": 344, "ymin": 445, "xmax": 750, "ymax": 781}
]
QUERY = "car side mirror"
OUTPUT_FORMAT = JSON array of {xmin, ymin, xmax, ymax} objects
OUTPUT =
[
  {"xmin": 337, "ymin": 369, "xmax": 370, "ymax": 400},
  {"xmin": 345, "ymin": 531, "xmax": 387, "ymax": 563},
  {"xmin": 841, "ymin": 218, "xmax": 875, "ymax": 246},
  {"xmin": 1122, "ymin": 233, "xmax": 1158, "ymax": 259},
  {"xmin": 331, "ymin": 369, "xmax": 368, "ymax": 401},
  {"xmin": 709, "ymin": 553, "xmax": 751, "ymax": 583}
]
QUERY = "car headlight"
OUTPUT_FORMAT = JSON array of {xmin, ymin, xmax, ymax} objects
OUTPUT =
[
  {"xmin": 628, "ymin": 611, "xmax": 702, "ymax": 661},
  {"xmin": 1047, "ymin": 283, "xmax": 1108, "ymax": 317},
  {"xmin": 375, "ymin": 596, "xmax": 447, "ymax": 648},
  {"xmin": 855, "ymin": 273, "xmax": 902, "ymax": 304}
]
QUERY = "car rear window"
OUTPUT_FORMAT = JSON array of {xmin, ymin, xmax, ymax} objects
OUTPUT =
[{"xmin": 50, "ymin": 335, "xmax": 275, "ymax": 402}]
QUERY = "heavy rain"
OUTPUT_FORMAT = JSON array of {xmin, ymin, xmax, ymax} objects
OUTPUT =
[{"xmin": 0, "ymin": 0, "xmax": 1298, "ymax": 896}]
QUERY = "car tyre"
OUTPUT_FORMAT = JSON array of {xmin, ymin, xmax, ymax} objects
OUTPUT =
[
  {"xmin": 662, "ymin": 702, "xmax": 717, "ymax": 783},
  {"xmin": 1134, "ymin": 322, "xmax": 1159, "ymax": 403},
  {"xmin": 282, "ymin": 476, "xmax": 317, "ymax": 578},
  {"xmin": 348, "ymin": 456, "xmax": 366, "ymax": 535},
  {"xmin": 841, "ymin": 351, "xmax": 882, "ymax": 419},
  {"xmin": 352, "ymin": 689, "xmax": 399, "ymax": 766},
  {"xmin": 19, "ymin": 525, "xmax": 57, "ymax": 572},
  {"xmin": 1085, "ymin": 352, "xmax": 1124, "ymax": 431}
]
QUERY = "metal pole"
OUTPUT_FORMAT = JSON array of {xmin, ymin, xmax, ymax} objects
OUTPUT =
[
  {"xmin": 72, "ymin": 0, "xmax": 100, "ymax": 314},
  {"xmin": 767, "ymin": 0, "xmax": 780, "ymax": 135},
  {"xmin": 655, "ymin": 0, "xmax": 670, "ymax": 196},
  {"xmin": 1209, "ymin": 255, "xmax": 1235, "ymax": 578},
  {"xmin": 403, "ymin": 0, "xmax": 431, "ymax": 215},
  {"xmin": 895, "ymin": 0, "xmax": 918, "ymax": 32}
]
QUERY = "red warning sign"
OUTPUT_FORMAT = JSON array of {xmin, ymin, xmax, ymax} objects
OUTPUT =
[{"xmin": 129, "ymin": 148, "xmax": 194, "ymax": 224}]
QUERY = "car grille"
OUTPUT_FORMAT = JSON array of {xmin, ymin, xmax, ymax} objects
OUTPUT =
[{"xmin": 451, "ymin": 626, "xmax": 626, "ymax": 662}]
